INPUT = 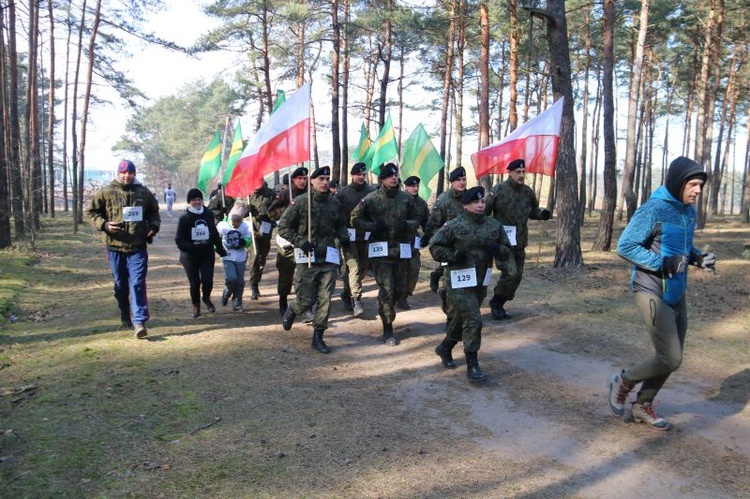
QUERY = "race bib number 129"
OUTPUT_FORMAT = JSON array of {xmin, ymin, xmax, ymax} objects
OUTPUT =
[{"xmin": 450, "ymin": 268, "xmax": 478, "ymax": 289}]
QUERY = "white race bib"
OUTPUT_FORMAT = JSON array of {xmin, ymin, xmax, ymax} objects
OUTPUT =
[
  {"xmin": 260, "ymin": 221, "xmax": 272, "ymax": 234},
  {"xmin": 191, "ymin": 225, "xmax": 210, "ymax": 241},
  {"xmin": 368, "ymin": 241, "xmax": 388, "ymax": 258},
  {"xmin": 414, "ymin": 236, "xmax": 422, "ymax": 250},
  {"xmin": 294, "ymin": 248, "xmax": 316, "ymax": 264},
  {"xmin": 364, "ymin": 231, "xmax": 371, "ymax": 241},
  {"xmin": 450, "ymin": 267, "xmax": 478, "ymax": 289},
  {"xmin": 504, "ymin": 225, "xmax": 518, "ymax": 246},
  {"xmin": 399, "ymin": 243, "xmax": 412, "ymax": 259},
  {"xmin": 482, "ymin": 268, "xmax": 492, "ymax": 287},
  {"xmin": 276, "ymin": 234, "xmax": 293, "ymax": 250},
  {"xmin": 122, "ymin": 206, "xmax": 143, "ymax": 222},
  {"xmin": 325, "ymin": 246, "xmax": 341, "ymax": 265},
  {"xmin": 347, "ymin": 228, "xmax": 356, "ymax": 241}
]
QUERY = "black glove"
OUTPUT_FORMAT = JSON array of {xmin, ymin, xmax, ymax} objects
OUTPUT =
[
  {"xmin": 340, "ymin": 239, "xmax": 350, "ymax": 250},
  {"xmin": 217, "ymin": 247, "xmax": 228, "ymax": 258},
  {"xmin": 283, "ymin": 246, "xmax": 294, "ymax": 257},
  {"xmin": 301, "ymin": 241, "xmax": 315, "ymax": 254},
  {"xmin": 662, "ymin": 255, "xmax": 688, "ymax": 278},
  {"xmin": 540, "ymin": 209, "xmax": 551, "ymax": 221},
  {"xmin": 238, "ymin": 238, "xmax": 247, "ymax": 248},
  {"xmin": 698, "ymin": 251, "xmax": 716, "ymax": 269},
  {"xmin": 146, "ymin": 236, "xmax": 154, "ymax": 244},
  {"xmin": 453, "ymin": 250, "xmax": 468, "ymax": 265}
]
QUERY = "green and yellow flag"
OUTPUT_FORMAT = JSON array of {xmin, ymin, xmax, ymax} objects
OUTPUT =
[
  {"xmin": 197, "ymin": 130, "xmax": 223, "ymax": 194},
  {"xmin": 353, "ymin": 122, "xmax": 371, "ymax": 163},
  {"xmin": 222, "ymin": 122, "xmax": 244, "ymax": 186},
  {"xmin": 364, "ymin": 113, "xmax": 398, "ymax": 176},
  {"xmin": 272, "ymin": 90, "xmax": 286, "ymax": 114},
  {"xmin": 400, "ymin": 124, "xmax": 444, "ymax": 200}
]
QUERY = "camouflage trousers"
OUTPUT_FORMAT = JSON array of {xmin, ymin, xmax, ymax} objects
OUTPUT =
[
  {"xmin": 445, "ymin": 285, "xmax": 487, "ymax": 353},
  {"xmin": 406, "ymin": 249, "xmax": 421, "ymax": 296},
  {"xmin": 276, "ymin": 248, "xmax": 297, "ymax": 297},
  {"xmin": 371, "ymin": 259, "xmax": 409, "ymax": 325},
  {"xmin": 290, "ymin": 263, "xmax": 337, "ymax": 330},
  {"xmin": 492, "ymin": 248, "xmax": 525, "ymax": 302},
  {"xmin": 249, "ymin": 234, "xmax": 271, "ymax": 286},
  {"xmin": 342, "ymin": 240, "xmax": 369, "ymax": 299}
]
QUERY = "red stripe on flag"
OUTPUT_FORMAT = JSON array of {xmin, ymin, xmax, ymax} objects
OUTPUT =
[
  {"xmin": 471, "ymin": 135, "xmax": 560, "ymax": 177},
  {"xmin": 225, "ymin": 118, "xmax": 310, "ymax": 197}
]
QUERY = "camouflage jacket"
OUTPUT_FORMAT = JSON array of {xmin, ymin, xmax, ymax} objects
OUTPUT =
[
  {"xmin": 350, "ymin": 184, "xmax": 420, "ymax": 260},
  {"xmin": 247, "ymin": 184, "xmax": 276, "ymax": 233},
  {"xmin": 86, "ymin": 180, "xmax": 161, "ymax": 252},
  {"xmin": 336, "ymin": 182, "xmax": 376, "ymax": 240},
  {"xmin": 484, "ymin": 179, "xmax": 544, "ymax": 250},
  {"xmin": 267, "ymin": 186, "xmax": 307, "ymax": 221},
  {"xmin": 278, "ymin": 190, "xmax": 349, "ymax": 264},
  {"xmin": 424, "ymin": 187, "xmax": 464, "ymax": 239},
  {"xmin": 410, "ymin": 194, "xmax": 429, "ymax": 243},
  {"xmin": 429, "ymin": 211, "xmax": 509, "ymax": 289}
]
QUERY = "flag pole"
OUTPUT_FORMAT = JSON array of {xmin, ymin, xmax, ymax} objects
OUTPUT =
[{"xmin": 219, "ymin": 115, "xmax": 232, "ymax": 210}]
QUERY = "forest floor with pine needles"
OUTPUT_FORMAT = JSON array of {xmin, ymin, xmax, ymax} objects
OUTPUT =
[{"xmin": 1, "ymin": 207, "xmax": 749, "ymax": 497}]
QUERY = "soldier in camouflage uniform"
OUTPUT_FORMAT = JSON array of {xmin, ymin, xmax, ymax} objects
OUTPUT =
[
  {"xmin": 268, "ymin": 167, "xmax": 308, "ymax": 315},
  {"xmin": 484, "ymin": 158, "xmax": 550, "ymax": 320},
  {"xmin": 279, "ymin": 166, "xmax": 350, "ymax": 354},
  {"xmin": 401, "ymin": 175, "xmax": 429, "ymax": 310},
  {"xmin": 335, "ymin": 162, "xmax": 376, "ymax": 317},
  {"xmin": 430, "ymin": 186, "xmax": 510, "ymax": 381},
  {"xmin": 424, "ymin": 166, "xmax": 468, "ymax": 315},
  {"xmin": 351, "ymin": 163, "xmax": 420, "ymax": 346},
  {"xmin": 247, "ymin": 180, "xmax": 276, "ymax": 300}
]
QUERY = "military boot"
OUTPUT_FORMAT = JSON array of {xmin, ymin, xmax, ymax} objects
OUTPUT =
[
  {"xmin": 490, "ymin": 297, "xmax": 511, "ymax": 320},
  {"xmin": 279, "ymin": 295, "xmax": 288, "ymax": 315},
  {"xmin": 352, "ymin": 298, "xmax": 364, "ymax": 318},
  {"xmin": 311, "ymin": 328, "xmax": 331, "ymax": 354},
  {"xmin": 382, "ymin": 322, "xmax": 398, "ymax": 346},
  {"xmin": 251, "ymin": 284, "xmax": 260, "ymax": 300},
  {"xmin": 282, "ymin": 306, "xmax": 296, "ymax": 331},
  {"xmin": 465, "ymin": 352, "xmax": 487, "ymax": 381},
  {"xmin": 340, "ymin": 291, "xmax": 353, "ymax": 311},
  {"xmin": 435, "ymin": 338, "xmax": 458, "ymax": 369}
]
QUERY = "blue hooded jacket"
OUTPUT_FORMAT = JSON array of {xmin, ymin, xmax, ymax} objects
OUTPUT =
[{"xmin": 617, "ymin": 157, "xmax": 706, "ymax": 306}]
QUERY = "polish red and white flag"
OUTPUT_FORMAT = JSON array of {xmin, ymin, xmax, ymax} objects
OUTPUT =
[
  {"xmin": 471, "ymin": 96, "xmax": 564, "ymax": 178},
  {"xmin": 225, "ymin": 84, "xmax": 311, "ymax": 197}
]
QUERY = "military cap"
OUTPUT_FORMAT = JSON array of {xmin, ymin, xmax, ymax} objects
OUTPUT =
[
  {"xmin": 310, "ymin": 166, "xmax": 330, "ymax": 179},
  {"xmin": 291, "ymin": 167, "xmax": 308, "ymax": 178},
  {"xmin": 449, "ymin": 166, "xmax": 466, "ymax": 182},
  {"xmin": 350, "ymin": 162, "xmax": 367, "ymax": 175},
  {"xmin": 507, "ymin": 159, "xmax": 525, "ymax": 171},
  {"xmin": 404, "ymin": 176, "xmax": 420, "ymax": 186},
  {"xmin": 329, "ymin": 179, "xmax": 339, "ymax": 188},
  {"xmin": 378, "ymin": 162, "xmax": 399, "ymax": 179},
  {"xmin": 461, "ymin": 185, "xmax": 485, "ymax": 204}
]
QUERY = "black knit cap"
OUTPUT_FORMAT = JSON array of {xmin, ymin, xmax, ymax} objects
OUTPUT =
[
  {"xmin": 187, "ymin": 188, "xmax": 203, "ymax": 203},
  {"xmin": 404, "ymin": 176, "xmax": 420, "ymax": 186},
  {"xmin": 291, "ymin": 167, "xmax": 308, "ymax": 178},
  {"xmin": 665, "ymin": 156, "xmax": 707, "ymax": 200},
  {"xmin": 350, "ymin": 162, "xmax": 367, "ymax": 175},
  {"xmin": 461, "ymin": 185, "xmax": 485, "ymax": 204},
  {"xmin": 507, "ymin": 159, "xmax": 525, "ymax": 171},
  {"xmin": 378, "ymin": 163, "xmax": 399, "ymax": 179},
  {"xmin": 449, "ymin": 166, "xmax": 466, "ymax": 182},
  {"xmin": 310, "ymin": 166, "xmax": 330, "ymax": 179}
]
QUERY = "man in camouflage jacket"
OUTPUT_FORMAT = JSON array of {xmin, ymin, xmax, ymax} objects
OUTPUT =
[
  {"xmin": 279, "ymin": 166, "xmax": 350, "ymax": 354},
  {"xmin": 430, "ymin": 186, "xmax": 510, "ymax": 381},
  {"xmin": 351, "ymin": 163, "xmax": 420, "ymax": 346},
  {"xmin": 484, "ymin": 158, "xmax": 550, "ymax": 320},
  {"xmin": 335, "ymin": 162, "xmax": 376, "ymax": 317},
  {"xmin": 401, "ymin": 175, "xmax": 429, "ymax": 310},
  {"xmin": 246, "ymin": 180, "xmax": 276, "ymax": 300}
]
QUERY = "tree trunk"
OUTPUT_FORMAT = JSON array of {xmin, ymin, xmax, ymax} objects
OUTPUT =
[
  {"xmin": 47, "ymin": 0, "xmax": 56, "ymax": 218},
  {"xmin": 330, "ymin": 0, "xmax": 341, "ymax": 179},
  {"xmin": 455, "ymin": 0, "xmax": 465, "ymax": 169},
  {"xmin": 340, "ymin": 0, "xmax": 351, "ymax": 185},
  {"xmin": 530, "ymin": 0, "xmax": 582, "ymax": 267},
  {"xmin": 508, "ymin": 0, "xmax": 518, "ymax": 132},
  {"xmin": 578, "ymin": 5, "xmax": 591, "ymax": 225},
  {"xmin": 0, "ymin": 4, "xmax": 11, "ymax": 247},
  {"xmin": 478, "ymin": 3, "xmax": 491, "ymax": 193},
  {"xmin": 437, "ymin": 0, "xmax": 456, "ymax": 196},
  {"xmin": 619, "ymin": 0, "xmax": 649, "ymax": 221},
  {"xmin": 7, "ymin": 0, "xmax": 25, "ymax": 238},
  {"xmin": 592, "ymin": 0, "xmax": 617, "ymax": 252}
]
